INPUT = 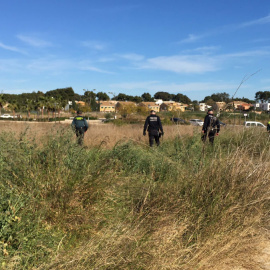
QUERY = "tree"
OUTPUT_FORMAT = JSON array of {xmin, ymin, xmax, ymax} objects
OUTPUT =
[
  {"xmin": 46, "ymin": 97, "xmax": 56, "ymax": 119},
  {"xmin": 131, "ymin": 96, "xmax": 143, "ymax": 103},
  {"xmin": 113, "ymin": 93, "xmax": 128, "ymax": 101},
  {"xmin": 255, "ymin": 91, "xmax": 270, "ymax": 103},
  {"xmin": 203, "ymin": 92, "xmax": 230, "ymax": 103},
  {"xmin": 116, "ymin": 103, "xmax": 137, "ymax": 118},
  {"xmin": 172, "ymin": 93, "xmax": 191, "ymax": 104},
  {"xmin": 82, "ymin": 90, "xmax": 97, "ymax": 111},
  {"xmin": 141, "ymin": 92, "xmax": 154, "ymax": 102},
  {"xmin": 24, "ymin": 99, "xmax": 34, "ymax": 119},
  {"xmin": 96, "ymin": 92, "xmax": 110, "ymax": 101},
  {"xmin": 37, "ymin": 96, "xmax": 47, "ymax": 118},
  {"xmin": 45, "ymin": 87, "xmax": 75, "ymax": 101},
  {"xmin": 154, "ymin": 92, "xmax": 171, "ymax": 101},
  {"xmin": 7, "ymin": 101, "xmax": 18, "ymax": 118},
  {"xmin": 0, "ymin": 94, "xmax": 6, "ymax": 115}
]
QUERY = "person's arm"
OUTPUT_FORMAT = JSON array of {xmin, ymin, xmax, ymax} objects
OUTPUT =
[
  {"xmin": 71, "ymin": 118, "xmax": 76, "ymax": 130},
  {"xmin": 158, "ymin": 116, "xmax": 163, "ymax": 133},
  {"xmin": 202, "ymin": 116, "xmax": 208, "ymax": 132},
  {"xmin": 84, "ymin": 118, "xmax": 89, "ymax": 131},
  {"xmin": 216, "ymin": 119, "xmax": 220, "ymax": 134},
  {"xmin": 143, "ymin": 117, "xmax": 149, "ymax": 135}
]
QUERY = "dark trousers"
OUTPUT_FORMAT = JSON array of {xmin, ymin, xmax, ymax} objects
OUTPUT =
[
  {"xmin": 148, "ymin": 130, "xmax": 160, "ymax": 147},
  {"xmin": 75, "ymin": 128, "xmax": 85, "ymax": 145},
  {"xmin": 201, "ymin": 130, "xmax": 216, "ymax": 144}
]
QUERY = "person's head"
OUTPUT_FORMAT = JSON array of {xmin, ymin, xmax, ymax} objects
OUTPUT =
[
  {"xmin": 77, "ymin": 110, "xmax": 82, "ymax": 115},
  {"xmin": 207, "ymin": 108, "xmax": 213, "ymax": 115},
  {"xmin": 150, "ymin": 110, "xmax": 156, "ymax": 115}
]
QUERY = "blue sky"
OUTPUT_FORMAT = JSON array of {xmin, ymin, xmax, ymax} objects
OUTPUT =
[{"xmin": 0, "ymin": 0, "xmax": 270, "ymax": 101}]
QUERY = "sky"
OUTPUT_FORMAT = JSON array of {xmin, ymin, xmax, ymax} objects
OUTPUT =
[{"xmin": 0, "ymin": 0, "xmax": 270, "ymax": 101}]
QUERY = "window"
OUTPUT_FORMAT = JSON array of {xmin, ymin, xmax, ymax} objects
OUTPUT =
[{"xmin": 257, "ymin": 123, "xmax": 264, "ymax": 127}]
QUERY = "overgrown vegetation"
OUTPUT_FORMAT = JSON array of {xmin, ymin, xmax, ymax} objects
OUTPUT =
[{"xmin": 0, "ymin": 127, "xmax": 269, "ymax": 269}]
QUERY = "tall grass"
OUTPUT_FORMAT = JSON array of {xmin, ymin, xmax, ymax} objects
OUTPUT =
[{"xmin": 0, "ymin": 127, "xmax": 269, "ymax": 269}]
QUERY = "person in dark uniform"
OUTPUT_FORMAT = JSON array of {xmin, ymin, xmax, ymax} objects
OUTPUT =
[
  {"xmin": 267, "ymin": 121, "xmax": 270, "ymax": 133},
  {"xmin": 201, "ymin": 108, "xmax": 220, "ymax": 145},
  {"xmin": 143, "ymin": 110, "xmax": 164, "ymax": 147},
  {"xmin": 71, "ymin": 110, "xmax": 89, "ymax": 145}
]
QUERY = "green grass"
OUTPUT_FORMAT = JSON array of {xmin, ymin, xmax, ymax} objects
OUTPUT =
[{"xmin": 0, "ymin": 127, "xmax": 270, "ymax": 269}]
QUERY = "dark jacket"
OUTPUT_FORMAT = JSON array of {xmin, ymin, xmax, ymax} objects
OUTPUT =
[
  {"xmin": 202, "ymin": 114, "xmax": 220, "ymax": 133},
  {"xmin": 144, "ymin": 114, "xmax": 163, "ymax": 133},
  {"xmin": 71, "ymin": 115, "xmax": 89, "ymax": 131}
]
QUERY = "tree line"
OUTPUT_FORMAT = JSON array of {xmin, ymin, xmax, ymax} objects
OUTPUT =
[{"xmin": 0, "ymin": 87, "xmax": 268, "ymax": 115}]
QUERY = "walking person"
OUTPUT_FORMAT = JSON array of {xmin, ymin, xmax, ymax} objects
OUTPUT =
[
  {"xmin": 201, "ymin": 108, "xmax": 220, "ymax": 145},
  {"xmin": 267, "ymin": 121, "xmax": 270, "ymax": 136},
  {"xmin": 71, "ymin": 110, "xmax": 89, "ymax": 146},
  {"xmin": 143, "ymin": 110, "xmax": 164, "ymax": 147}
]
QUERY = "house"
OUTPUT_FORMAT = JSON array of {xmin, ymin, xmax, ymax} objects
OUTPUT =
[
  {"xmin": 75, "ymin": 101, "xmax": 86, "ymax": 107},
  {"xmin": 259, "ymin": 102, "xmax": 270, "ymax": 112},
  {"xmin": 237, "ymin": 103, "xmax": 253, "ymax": 111},
  {"xmin": 227, "ymin": 101, "xmax": 244, "ymax": 109},
  {"xmin": 154, "ymin": 99, "xmax": 163, "ymax": 105},
  {"xmin": 227, "ymin": 101, "xmax": 253, "ymax": 111},
  {"xmin": 215, "ymin": 102, "xmax": 227, "ymax": 111},
  {"xmin": 199, "ymin": 103, "xmax": 211, "ymax": 111},
  {"xmin": 99, "ymin": 101, "xmax": 117, "ymax": 113},
  {"xmin": 140, "ymin": 102, "xmax": 160, "ymax": 112},
  {"xmin": 168, "ymin": 102, "xmax": 187, "ymax": 112}
]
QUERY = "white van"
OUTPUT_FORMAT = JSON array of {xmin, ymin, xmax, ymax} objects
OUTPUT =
[{"xmin": 244, "ymin": 121, "xmax": 266, "ymax": 128}]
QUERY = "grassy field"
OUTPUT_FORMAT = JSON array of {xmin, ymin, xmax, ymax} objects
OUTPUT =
[{"xmin": 0, "ymin": 122, "xmax": 270, "ymax": 269}]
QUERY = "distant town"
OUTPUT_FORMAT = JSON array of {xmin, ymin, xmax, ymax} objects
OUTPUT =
[{"xmin": 1, "ymin": 87, "xmax": 270, "ymax": 118}]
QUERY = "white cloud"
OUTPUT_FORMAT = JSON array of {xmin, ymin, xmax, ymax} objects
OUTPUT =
[
  {"xmin": 17, "ymin": 34, "xmax": 52, "ymax": 47},
  {"xmin": 81, "ymin": 41, "xmax": 108, "ymax": 51},
  {"xmin": 78, "ymin": 60, "xmax": 114, "ymax": 74},
  {"xmin": 0, "ymin": 42, "xmax": 25, "ymax": 54},
  {"xmin": 178, "ymin": 34, "xmax": 204, "ymax": 44},
  {"xmin": 240, "ymin": 14, "xmax": 270, "ymax": 27},
  {"xmin": 220, "ymin": 49, "xmax": 270, "ymax": 58},
  {"xmin": 140, "ymin": 55, "xmax": 218, "ymax": 73},
  {"xmin": 117, "ymin": 53, "xmax": 145, "ymax": 61},
  {"xmin": 79, "ymin": 65, "xmax": 114, "ymax": 74}
]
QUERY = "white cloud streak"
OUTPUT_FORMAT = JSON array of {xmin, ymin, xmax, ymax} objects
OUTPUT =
[
  {"xmin": 17, "ymin": 34, "xmax": 52, "ymax": 47},
  {"xmin": 178, "ymin": 34, "xmax": 204, "ymax": 44},
  {"xmin": 140, "ymin": 55, "xmax": 218, "ymax": 73},
  {"xmin": 117, "ymin": 53, "xmax": 145, "ymax": 61},
  {"xmin": 0, "ymin": 42, "xmax": 25, "ymax": 54},
  {"xmin": 81, "ymin": 41, "xmax": 108, "ymax": 51},
  {"xmin": 240, "ymin": 14, "xmax": 270, "ymax": 27}
]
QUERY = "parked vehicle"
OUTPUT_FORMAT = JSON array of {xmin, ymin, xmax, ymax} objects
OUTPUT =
[
  {"xmin": 0, "ymin": 114, "xmax": 13, "ymax": 118},
  {"xmin": 244, "ymin": 121, "xmax": 266, "ymax": 128},
  {"xmin": 171, "ymin": 117, "xmax": 186, "ymax": 124},
  {"xmin": 189, "ymin": 119, "xmax": 204, "ymax": 126}
]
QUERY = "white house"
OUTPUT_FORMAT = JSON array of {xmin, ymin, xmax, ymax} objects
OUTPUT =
[
  {"xmin": 259, "ymin": 102, "xmax": 270, "ymax": 111},
  {"xmin": 199, "ymin": 103, "xmax": 211, "ymax": 111}
]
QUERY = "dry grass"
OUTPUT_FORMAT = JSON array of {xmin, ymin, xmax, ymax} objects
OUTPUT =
[
  {"xmin": 0, "ymin": 121, "xmax": 196, "ymax": 148},
  {"xmin": 1, "ymin": 121, "xmax": 270, "ymax": 269}
]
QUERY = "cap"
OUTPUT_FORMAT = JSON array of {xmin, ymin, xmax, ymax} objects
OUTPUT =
[
  {"xmin": 150, "ymin": 110, "xmax": 155, "ymax": 113},
  {"xmin": 77, "ymin": 110, "xmax": 82, "ymax": 114},
  {"xmin": 208, "ymin": 108, "xmax": 213, "ymax": 112}
]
